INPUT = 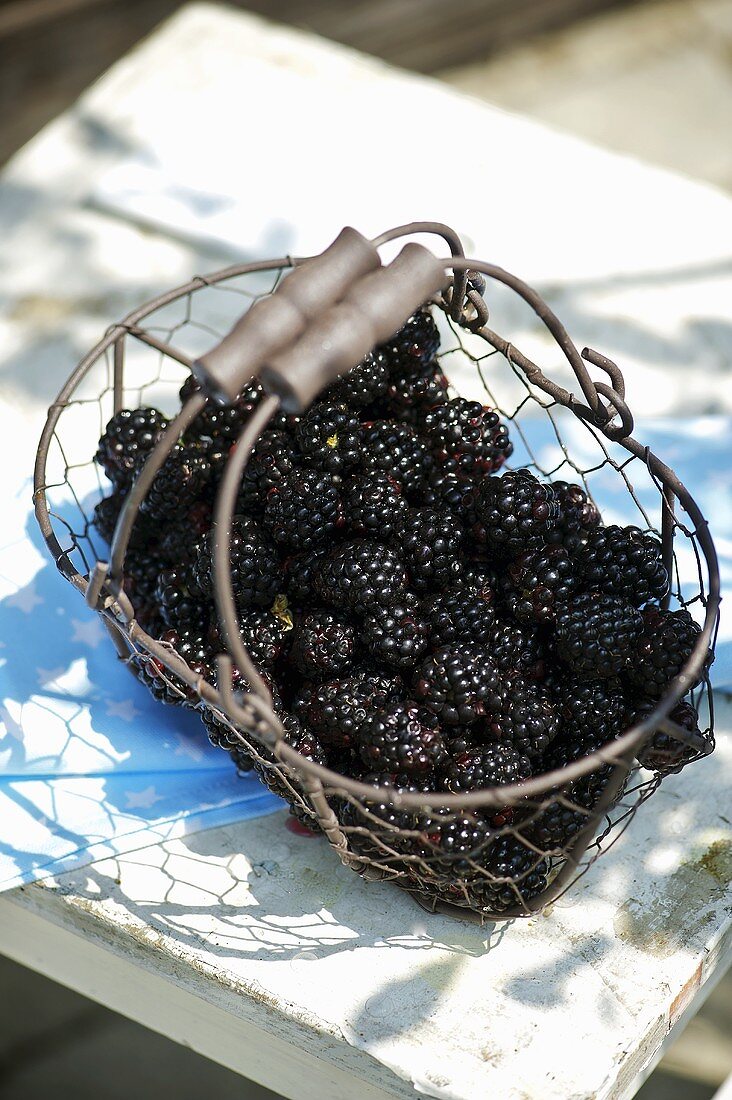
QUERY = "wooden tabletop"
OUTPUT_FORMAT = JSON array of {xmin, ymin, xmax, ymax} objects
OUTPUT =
[{"xmin": 0, "ymin": 6, "xmax": 730, "ymax": 1099}]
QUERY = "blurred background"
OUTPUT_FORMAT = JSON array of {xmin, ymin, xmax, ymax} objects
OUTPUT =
[{"xmin": 0, "ymin": 1, "xmax": 730, "ymax": 1098}]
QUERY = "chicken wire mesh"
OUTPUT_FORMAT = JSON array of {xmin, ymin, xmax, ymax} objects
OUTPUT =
[{"xmin": 34, "ymin": 229, "xmax": 719, "ymax": 923}]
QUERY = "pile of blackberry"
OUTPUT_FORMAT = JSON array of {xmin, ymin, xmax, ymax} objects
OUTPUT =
[{"xmin": 93, "ymin": 305, "xmax": 713, "ymax": 915}]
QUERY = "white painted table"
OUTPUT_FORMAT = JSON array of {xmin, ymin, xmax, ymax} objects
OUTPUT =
[{"xmin": 0, "ymin": 6, "xmax": 731, "ymax": 1099}]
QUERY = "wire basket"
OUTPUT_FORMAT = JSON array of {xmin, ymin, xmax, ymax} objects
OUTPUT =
[{"xmin": 34, "ymin": 223, "xmax": 720, "ymax": 922}]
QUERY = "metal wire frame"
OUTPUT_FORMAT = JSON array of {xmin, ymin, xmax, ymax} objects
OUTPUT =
[{"xmin": 34, "ymin": 224, "xmax": 720, "ymax": 922}]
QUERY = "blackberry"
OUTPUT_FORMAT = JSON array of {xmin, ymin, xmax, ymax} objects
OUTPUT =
[
  {"xmin": 142, "ymin": 626, "xmax": 215, "ymax": 706},
  {"xmin": 183, "ymin": 380, "xmax": 264, "ymax": 447},
  {"xmin": 290, "ymin": 610, "xmax": 356, "ymax": 680},
  {"xmin": 626, "ymin": 607, "xmax": 708, "ymax": 698},
  {"xmin": 324, "ymin": 349, "xmax": 389, "ymax": 408},
  {"xmin": 283, "ymin": 546, "xmax": 329, "ymax": 606},
  {"xmin": 360, "ymin": 421, "xmax": 432, "ymax": 498},
  {"xmin": 381, "ymin": 307, "xmax": 440, "ymax": 376},
  {"xmin": 413, "ymin": 645, "xmax": 498, "ymax": 726},
  {"xmin": 263, "ymin": 468, "xmax": 343, "ymax": 551},
  {"xmin": 294, "ymin": 670, "xmax": 404, "ymax": 749},
  {"xmin": 92, "ymin": 492, "xmax": 123, "ymax": 544},
  {"xmin": 139, "ymin": 445, "xmax": 210, "ymax": 522},
  {"xmin": 554, "ymin": 675, "xmax": 628, "ymax": 740},
  {"xmin": 423, "ymin": 587, "xmax": 496, "ymax": 647},
  {"xmin": 455, "ymin": 564, "xmax": 499, "ymax": 600},
  {"xmin": 414, "ymin": 812, "xmax": 492, "ymax": 875},
  {"xmin": 441, "ymin": 744, "xmax": 531, "ymax": 792},
  {"xmin": 336, "ymin": 775, "xmax": 423, "ymax": 862},
  {"xmin": 237, "ymin": 430, "xmax": 297, "ymax": 511},
  {"xmin": 574, "ymin": 525, "xmax": 669, "ymax": 606},
  {"xmin": 194, "ymin": 516, "xmax": 281, "ymax": 610},
  {"xmin": 358, "ymin": 701, "xmax": 446, "ymax": 777},
  {"xmin": 394, "ymin": 507, "xmax": 464, "ymax": 592},
  {"xmin": 124, "ymin": 548, "xmax": 164, "ymax": 608},
  {"xmin": 361, "ymin": 595, "xmax": 430, "ymax": 668},
  {"xmin": 634, "ymin": 700, "xmax": 712, "ymax": 775},
  {"xmin": 254, "ymin": 717, "xmax": 329, "ymax": 830},
  {"xmin": 313, "ymin": 540, "xmax": 409, "ymax": 611},
  {"xmin": 95, "ymin": 406, "xmax": 168, "ymax": 487},
  {"xmin": 201, "ymin": 706, "xmax": 256, "ymax": 772},
  {"xmin": 237, "ymin": 606, "xmax": 293, "ymax": 668},
  {"xmin": 420, "ymin": 467, "xmax": 476, "ymax": 519},
  {"xmin": 480, "ymin": 836, "xmax": 549, "ymax": 912},
  {"xmin": 542, "ymin": 730, "xmax": 620, "ymax": 810},
  {"xmin": 526, "ymin": 801, "xmax": 586, "ymax": 852},
  {"xmin": 158, "ymin": 502, "xmax": 212, "ymax": 565},
  {"xmin": 423, "ymin": 397, "xmax": 512, "ymax": 474},
  {"xmin": 342, "ymin": 474, "xmax": 408, "ymax": 540},
  {"xmin": 295, "ymin": 401, "xmax": 361, "ymax": 474},
  {"xmin": 503, "ymin": 544, "xmax": 576, "ymax": 625},
  {"xmin": 156, "ymin": 566, "xmax": 211, "ymax": 633},
  {"xmin": 475, "ymin": 470, "xmax": 558, "ymax": 557},
  {"xmin": 481, "ymin": 678, "xmax": 560, "ymax": 760},
  {"xmin": 483, "ymin": 619, "xmax": 546, "ymax": 681},
  {"xmin": 378, "ymin": 362, "xmax": 450, "ymax": 423},
  {"xmin": 548, "ymin": 480, "xmax": 601, "ymax": 553},
  {"xmin": 554, "ymin": 593, "xmax": 642, "ymax": 679}
]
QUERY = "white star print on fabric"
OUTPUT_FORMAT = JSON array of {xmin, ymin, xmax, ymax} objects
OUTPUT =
[
  {"xmin": 124, "ymin": 785, "xmax": 164, "ymax": 810},
  {"xmin": 7, "ymin": 581, "xmax": 43, "ymax": 614},
  {"xmin": 70, "ymin": 617, "xmax": 105, "ymax": 648},
  {"xmin": 105, "ymin": 697, "xmax": 141, "ymax": 723}
]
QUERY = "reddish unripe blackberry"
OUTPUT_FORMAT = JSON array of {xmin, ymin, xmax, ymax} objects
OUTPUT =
[
  {"xmin": 441, "ymin": 743, "xmax": 531, "ymax": 792},
  {"xmin": 313, "ymin": 540, "xmax": 409, "ymax": 611},
  {"xmin": 554, "ymin": 593, "xmax": 642, "ymax": 679},
  {"xmin": 361, "ymin": 595, "xmax": 430, "ymax": 668},
  {"xmin": 423, "ymin": 587, "xmax": 496, "ymax": 647},
  {"xmin": 547, "ymin": 480, "xmax": 601, "ymax": 553},
  {"xmin": 194, "ymin": 516, "xmax": 281, "ymax": 609},
  {"xmin": 360, "ymin": 421, "xmax": 432, "ymax": 498},
  {"xmin": 295, "ymin": 401, "xmax": 361, "ymax": 474},
  {"xmin": 574, "ymin": 525, "xmax": 669, "ymax": 606},
  {"xmin": 237, "ymin": 607, "xmax": 293, "ymax": 668},
  {"xmin": 503, "ymin": 544, "xmax": 576, "ymax": 625},
  {"xmin": 626, "ymin": 607, "xmax": 708, "ymax": 698},
  {"xmin": 294, "ymin": 670, "xmax": 404, "ymax": 749},
  {"xmin": 95, "ymin": 406, "xmax": 168, "ymax": 487},
  {"xmin": 553, "ymin": 675, "xmax": 628, "ymax": 740},
  {"xmin": 381, "ymin": 307, "xmax": 440, "ymax": 376},
  {"xmin": 324, "ymin": 349, "xmax": 389, "ymax": 408},
  {"xmin": 483, "ymin": 618, "xmax": 546, "ymax": 681},
  {"xmin": 476, "ymin": 469, "xmax": 558, "ymax": 557},
  {"xmin": 156, "ymin": 566, "xmax": 211, "ymax": 633},
  {"xmin": 139, "ymin": 445, "xmax": 210, "ymax": 523},
  {"xmin": 263, "ymin": 468, "xmax": 343, "ymax": 551},
  {"xmin": 413, "ymin": 645, "xmax": 498, "ymax": 727},
  {"xmin": 394, "ymin": 507, "xmax": 464, "ymax": 592},
  {"xmin": 526, "ymin": 801, "xmax": 586, "ymax": 852},
  {"xmin": 290, "ymin": 610, "xmax": 357, "ymax": 680},
  {"xmin": 342, "ymin": 473, "xmax": 408, "ymax": 539},
  {"xmin": 481, "ymin": 678, "xmax": 560, "ymax": 760},
  {"xmin": 358, "ymin": 701, "xmax": 446, "ymax": 777},
  {"xmin": 423, "ymin": 397, "xmax": 512, "ymax": 475},
  {"xmin": 633, "ymin": 699, "xmax": 712, "ymax": 775},
  {"xmin": 237, "ymin": 430, "xmax": 297, "ymax": 511}
]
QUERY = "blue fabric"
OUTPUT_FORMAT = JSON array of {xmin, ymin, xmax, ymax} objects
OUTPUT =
[{"xmin": 1, "ymin": 417, "xmax": 729, "ymax": 891}]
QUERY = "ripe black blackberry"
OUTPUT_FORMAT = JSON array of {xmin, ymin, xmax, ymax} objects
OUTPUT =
[
  {"xmin": 324, "ymin": 349, "xmax": 389, "ymax": 409},
  {"xmin": 295, "ymin": 401, "xmax": 361, "ymax": 474},
  {"xmin": 542, "ymin": 730, "xmax": 621, "ymax": 810},
  {"xmin": 456, "ymin": 563, "xmax": 499, "ymax": 600},
  {"xmin": 526, "ymin": 801, "xmax": 586, "ymax": 852},
  {"xmin": 253, "ymin": 716, "xmax": 329, "ymax": 830},
  {"xmin": 290, "ymin": 610, "xmax": 357, "ymax": 680},
  {"xmin": 554, "ymin": 593, "xmax": 642, "ymax": 679},
  {"xmin": 423, "ymin": 587, "xmax": 496, "ymax": 647},
  {"xmin": 360, "ymin": 421, "xmax": 432, "ymax": 498},
  {"xmin": 381, "ymin": 307, "xmax": 440, "ymax": 376},
  {"xmin": 480, "ymin": 836, "xmax": 549, "ymax": 912},
  {"xmin": 547, "ymin": 480, "xmax": 601, "ymax": 553},
  {"xmin": 481, "ymin": 678, "xmax": 560, "ymax": 760},
  {"xmin": 420, "ymin": 467, "xmax": 476, "ymax": 519},
  {"xmin": 124, "ymin": 548, "xmax": 164, "ymax": 609},
  {"xmin": 413, "ymin": 645, "xmax": 498, "ymax": 726},
  {"xmin": 194, "ymin": 516, "xmax": 281, "ymax": 609},
  {"xmin": 574, "ymin": 525, "xmax": 669, "ymax": 606},
  {"xmin": 342, "ymin": 473, "xmax": 408, "ymax": 540},
  {"xmin": 294, "ymin": 670, "xmax": 404, "ymax": 749},
  {"xmin": 139, "ymin": 444, "xmax": 210, "ymax": 523},
  {"xmin": 483, "ymin": 618, "xmax": 546, "ymax": 681},
  {"xmin": 475, "ymin": 469, "xmax": 559, "ymax": 557},
  {"xmin": 361, "ymin": 595, "xmax": 430, "ymax": 668},
  {"xmin": 441, "ymin": 743, "xmax": 531, "ymax": 792},
  {"xmin": 358, "ymin": 701, "xmax": 446, "ymax": 777},
  {"xmin": 95, "ymin": 406, "xmax": 168, "ymax": 487},
  {"xmin": 263, "ymin": 468, "xmax": 343, "ymax": 551},
  {"xmin": 146, "ymin": 626, "xmax": 215, "ymax": 706},
  {"xmin": 377, "ymin": 362, "xmax": 450, "ymax": 424},
  {"xmin": 503, "ymin": 544, "xmax": 576, "ymax": 625},
  {"xmin": 414, "ymin": 812, "xmax": 492, "ymax": 875},
  {"xmin": 394, "ymin": 507, "xmax": 464, "ymax": 592},
  {"xmin": 423, "ymin": 397, "xmax": 513, "ymax": 475},
  {"xmin": 237, "ymin": 430, "xmax": 297, "ymax": 511},
  {"xmin": 156, "ymin": 566, "xmax": 211, "ymax": 633},
  {"xmin": 282, "ymin": 546, "xmax": 329, "ymax": 606},
  {"xmin": 313, "ymin": 539, "xmax": 409, "ymax": 611},
  {"xmin": 237, "ymin": 606, "xmax": 293, "ymax": 668},
  {"xmin": 633, "ymin": 700, "xmax": 712, "ymax": 775},
  {"xmin": 554, "ymin": 675, "xmax": 628, "ymax": 740},
  {"xmin": 158, "ymin": 502, "xmax": 212, "ymax": 565},
  {"xmin": 336, "ymin": 774, "xmax": 423, "ymax": 861},
  {"xmin": 626, "ymin": 607, "xmax": 708, "ymax": 698},
  {"xmin": 92, "ymin": 492, "xmax": 123, "ymax": 545},
  {"xmin": 183, "ymin": 380, "xmax": 264, "ymax": 447}
]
